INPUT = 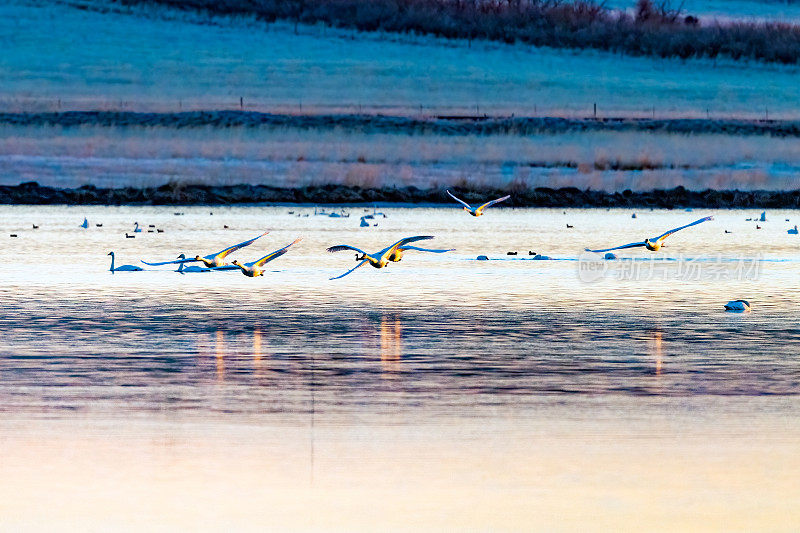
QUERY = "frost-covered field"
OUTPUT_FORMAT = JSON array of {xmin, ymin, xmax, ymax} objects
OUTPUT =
[
  {"xmin": 2, "ymin": 0, "xmax": 800, "ymax": 119},
  {"xmin": 2, "ymin": 125, "xmax": 798, "ymax": 191},
  {"xmin": 607, "ymin": 0, "xmax": 800, "ymax": 22}
]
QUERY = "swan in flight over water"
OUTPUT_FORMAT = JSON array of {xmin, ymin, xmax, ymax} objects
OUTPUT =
[
  {"xmin": 141, "ymin": 232, "xmax": 268, "ymax": 268},
  {"xmin": 108, "ymin": 251, "xmax": 143, "ymax": 272},
  {"xmin": 327, "ymin": 236, "xmax": 435, "ymax": 279},
  {"xmin": 386, "ymin": 245, "xmax": 454, "ymax": 263},
  {"xmin": 724, "ymin": 300, "xmax": 751, "ymax": 312},
  {"xmin": 231, "ymin": 238, "xmax": 302, "ymax": 277},
  {"xmin": 585, "ymin": 216, "xmax": 713, "ymax": 253},
  {"xmin": 446, "ymin": 190, "xmax": 510, "ymax": 217}
]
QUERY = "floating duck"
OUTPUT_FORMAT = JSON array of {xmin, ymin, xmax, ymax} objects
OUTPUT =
[
  {"xmin": 566, "ymin": 224, "xmax": 574, "ymax": 228},
  {"xmin": 446, "ymin": 190, "xmax": 510, "ymax": 217},
  {"xmin": 604, "ymin": 252, "xmax": 617, "ymax": 260},
  {"xmin": 724, "ymin": 300, "xmax": 751, "ymax": 312},
  {"xmin": 125, "ymin": 233, "xmax": 135, "ymax": 238},
  {"xmin": 476, "ymin": 255, "xmax": 489, "ymax": 261},
  {"xmin": 789, "ymin": 225, "xmax": 798, "ymax": 235},
  {"xmin": 32, "ymin": 224, "xmax": 39, "ymax": 229},
  {"xmin": 108, "ymin": 252, "xmax": 143, "ymax": 272},
  {"xmin": 585, "ymin": 216, "xmax": 713, "ymax": 253},
  {"xmin": 631, "ymin": 213, "xmax": 637, "ymax": 219}
]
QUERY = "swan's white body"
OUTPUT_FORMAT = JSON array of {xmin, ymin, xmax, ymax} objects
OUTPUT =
[
  {"xmin": 232, "ymin": 238, "xmax": 302, "ymax": 277},
  {"xmin": 789, "ymin": 225, "xmax": 798, "ymax": 235},
  {"xmin": 586, "ymin": 216, "xmax": 713, "ymax": 253},
  {"xmin": 174, "ymin": 254, "xmax": 210, "ymax": 273},
  {"xmin": 80, "ymin": 218, "xmax": 88, "ymax": 229},
  {"xmin": 446, "ymin": 190, "xmax": 510, "ymax": 217},
  {"xmin": 133, "ymin": 222, "xmax": 142, "ymax": 233},
  {"xmin": 724, "ymin": 300, "xmax": 751, "ymax": 312},
  {"xmin": 141, "ymin": 232, "xmax": 268, "ymax": 268},
  {"xmin": 108, "ymin": 252, "xmax": 143, "ymax": 272},
  {"xmin": 326, "ymin": 236, "xmax": 437, "ymax": 279}
]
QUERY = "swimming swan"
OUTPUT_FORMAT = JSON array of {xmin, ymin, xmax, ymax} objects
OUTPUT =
[
  {"xmin": 326, "ymin": 236, "xmax": 435, "ymax": 279},
  {"xmin": 446, "ymin": 190, "xmax": 510, "ymax": 217},
  {"xmin": 108, "ymin": 251, "xmax": 143, "ymax": 272},
  {"xmin": 585, "ymin": 216, "xmax": 713, "ymax": 253},
  {"xmin": 141, "ymin": 232, "xmax": 268, "ymax": 268},
  {"xmin": 724, "ymin": 300, "xmax": 751, "ymax": 312},
  {"xmin": 175, "ymin": 254, "xmax": 211, "ymax": 273},
  {"xmin": 231, "ymin": 238, "xmax": 302, "ymax": 277},
  {"xmin": 133, "ymin": 222, "xmax": 142, "ymax": 233}
]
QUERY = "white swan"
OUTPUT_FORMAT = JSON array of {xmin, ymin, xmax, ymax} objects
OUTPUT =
[
  {"xmin": 789, "ymin": 225, "xmax": 798, "ymax": 235},
  {"xmin": 326, "ymin": 236, "xmax": 435, "ymax": 279},
  {"xmin": 133, "ymin": 222, "xmax": 142, "ymax": 233},
  {"xmin": 108, "ymin": 251, "xmax": 143, "ymax": 272},
  {"xmin": 80, "ymin": 217, "xmax": 88, "ymax": 229},
  {"xmin": 586, "ymin": 216, "xmax": 713, "ymax": 253},
  {"xmin": 141, "ymin": 231, "xmax": 268, "ymax": 268},
  {"xmin": 446, "ymin": 190, "xmax": 510, "ymax": 217},
  {"xmin": 175, "ymin": 254, "xmax": 211, "ymax": 273},
  {"xmin": 231, "ymin": 238, "xmax": 302, "ymax": 277},
  {"xmin": 724, "ymin": 300, "xmax": 751, "ymax": 312}
]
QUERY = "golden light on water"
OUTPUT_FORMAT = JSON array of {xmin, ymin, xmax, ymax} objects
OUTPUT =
[
  {"xmin": 380, "ymin": 315, "xmax": 402, "ymax": 377},
  {"xmin": 215, "ymin": 329, "xmax": 225, "ymax": 382}
]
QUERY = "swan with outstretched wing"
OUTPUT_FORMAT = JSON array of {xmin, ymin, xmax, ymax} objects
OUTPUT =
[
  {"xmin": 585, "ymin": 216, "xmax": 713, "ymax": 253},
  {"xmin": 141, "ymin": 231, "xmax": 268, "ymax": 268},
  {"xmin": 327, "ymin": 236, "xmax": 435, "ymax": 279},
  {"xmin": 446, "ymin": 190, "xmax": 510, "ymax": 217},
  {"xmin": 232, "ymin": 238, "xmax": 302, "ymax": 277},
  {"xmin": 387, "ymin": 245, "xmax": 454, "ymax": 263}
]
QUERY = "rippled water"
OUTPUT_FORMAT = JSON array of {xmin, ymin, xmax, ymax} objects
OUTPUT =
[
  {"xmin": 1, "ymin": 206, "xmax": 798, "ymax": 416},
  {"xmin": 1, "ymin": 206, "xmax": 799, "ymax": 529}
]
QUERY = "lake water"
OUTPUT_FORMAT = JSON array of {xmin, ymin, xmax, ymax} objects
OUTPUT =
[{"xmin": 1, "ymin": 206, "xmax": 799, "ymax": 530}]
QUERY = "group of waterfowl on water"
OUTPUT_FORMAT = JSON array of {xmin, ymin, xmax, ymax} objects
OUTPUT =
[{"xmin": 106, "ymin": 190, "xmax": 728, "ymax": 283}]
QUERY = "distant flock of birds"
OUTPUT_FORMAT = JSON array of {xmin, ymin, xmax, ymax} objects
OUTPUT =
[{"xmin": 72, "ymin": 189, "xmax": 793, "ymax": 312}]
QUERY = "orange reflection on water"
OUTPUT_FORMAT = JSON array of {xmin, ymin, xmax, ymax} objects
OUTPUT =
[
  {"xmin": 651, "ymin": 331, "xmax": 663, "ymax": 376},
  {"xmin": 380, "ymin": 315, "xmax": 402, "ymax": 376},
  {"xmin": 252, "ymin": 328, "xmax": 266, "ymax": 377},
  {"xmin": 215, "ymin": 329, "xmax": 225, "ymax": 382}
]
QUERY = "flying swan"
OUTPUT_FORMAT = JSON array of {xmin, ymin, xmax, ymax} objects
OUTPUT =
[
  {"xmin": 326, "ymin": 236, "xmax": 435, "ymax": 279},
  {"xmin": 141, "ymin": 232, "xmax": 268, "ymax": 268},
  {"xmin": 446, "ymin": 190, "xmax": 510, "ymax": 217},
  {"xmin": 231, "ymin": 238, "xmax": 302, "ymax": 277},
  {"xmin": 585, "ymin": 216, "xmax": 713, "ymax": 253}
]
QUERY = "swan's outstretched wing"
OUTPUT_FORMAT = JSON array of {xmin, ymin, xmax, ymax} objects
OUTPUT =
[
  {"xmin": 585, "ymin": 241, "xmax": 646, "ymax": 253},
  {"xmin": 208, "ymin": 231, "xmax": 269, "ymax": 260},
  {"xmin": 653, "ymin": 216, "xmax": 713, "ymax": 242},
  {"xmin": 141, "ymin": 258, "xmax": 196, "ymax": 266},
  {"xmin": 249, "ymin": 238, "xmax": 302, "ymax": 267},
  {"xmin": 327, "ymin": 244, "xmax": 369, "ymax": 256},
  {"xmin": 330, "ymin": 259, "xmax": 368, "ymax": 280},
  {"xmin": 379, "ymin": 236, "xmax": 434, "ymax": 259},
  {"xmin": 446, "ymin": 190, "xmax": 472, "ymax": 209},
  {"xmin": 475, "ymin": 195, "xmax": 511, "ymax": 215},
  {"xmin": 399, "ymin": 246, "xmax": 454, "ymax": 253}
]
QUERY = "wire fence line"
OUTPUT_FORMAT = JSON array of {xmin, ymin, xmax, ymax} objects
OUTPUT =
[{"xmin": 0, "ymin": 96, "xmax": 791, "ymax": 122}]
